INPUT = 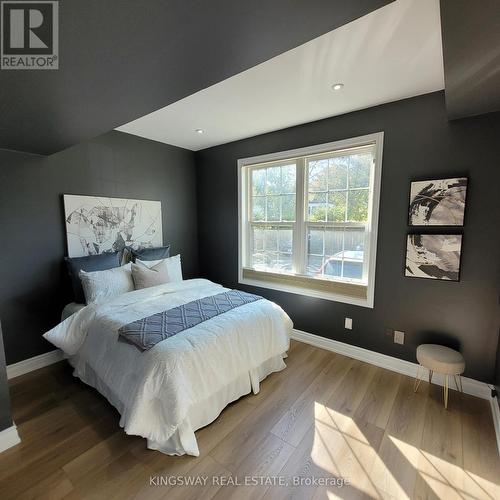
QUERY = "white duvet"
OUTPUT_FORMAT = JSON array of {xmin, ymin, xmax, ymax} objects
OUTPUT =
[{"xmin": 44, "ymin": 279, "xmax": 292, "ymax": 456}]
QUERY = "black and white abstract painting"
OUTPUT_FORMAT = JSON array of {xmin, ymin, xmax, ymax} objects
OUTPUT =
[
  {"xmin": 405, "ymin": 234, "xmax": 462, "ymax": 281},
  {"xmin": 64, "ymin": 195, "xmax": 162, "ymax": 257},
  {"xmin": 409, "ymin": 178, "xmax": 467, "ymax": 226}
]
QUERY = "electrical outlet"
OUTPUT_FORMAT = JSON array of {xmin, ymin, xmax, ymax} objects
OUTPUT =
[
  {"xmin": 394, "ymin": 330, "xmax": 405, "ymax": 345},
  {"xmin": 344, "ymin": 317, "xmax": 353, "ymax": 330}
]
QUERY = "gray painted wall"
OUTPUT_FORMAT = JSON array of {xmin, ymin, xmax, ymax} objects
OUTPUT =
[
  {"xmin": 1, "ymin": 91, "xmax": 499, "ymax": 386},
  {"xmin": 0, "ymin": 131, "xmax": 198, "ymax": 365},
  {"xmin": 0, "ymin": 322, "xmax": 13, "ymax": 431},
  {"xmin": 196, "ymin": 91, "xmax": 500, "ymax": 383}
]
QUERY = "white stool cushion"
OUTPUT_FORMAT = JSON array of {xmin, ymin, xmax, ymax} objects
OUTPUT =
[{"xmin": 416, "ymin": 344, "xmax": 465, "ymax": 375}]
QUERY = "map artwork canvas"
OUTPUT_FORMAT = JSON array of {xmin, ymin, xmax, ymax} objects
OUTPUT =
[
  {"xmin": 64, "ymin": 195, "xmax": 162, "ymax": 257},
  {"xmin": 408, "ymin": 178, "xmax": 467, "ymax": 226},
  {"xmin": 405, "ymin": 234, "xmax": 462, "ymax": 281}
]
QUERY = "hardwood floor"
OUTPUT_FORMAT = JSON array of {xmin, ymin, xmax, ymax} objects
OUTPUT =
[{"xmin": 1, "ymin": 340, "xmax": 499, "ymax": 499}]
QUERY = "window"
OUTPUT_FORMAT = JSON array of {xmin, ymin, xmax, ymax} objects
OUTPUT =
[{"xmin": 238, "ymin": 133, "xmax": 383, "ymax": 307}]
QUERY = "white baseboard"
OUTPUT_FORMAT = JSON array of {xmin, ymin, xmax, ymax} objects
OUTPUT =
[
  {"xmin": 490, "ymin": 397, "xmax": 500, "ymax": 457},
  {"xmin": 7, "ymin": 349, "xmax": 63, "ymax": 380},
  {"xmin": 290, "ymin": 329, "xmax": 491, "ymax": 400},
  {"xmin": 0, "ymin": 425, "xmax": 20, "ymax": 453}
]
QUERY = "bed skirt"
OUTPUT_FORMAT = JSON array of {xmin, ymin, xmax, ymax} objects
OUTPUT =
[{"xmin": 68, "ymin": 352, "xmax": 287, "ymax": 456}]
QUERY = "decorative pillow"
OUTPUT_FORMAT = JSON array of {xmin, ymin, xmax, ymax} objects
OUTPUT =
[
  {"xmin": 65, "ymin": 251, "xmax": 121, "ymax": 303},
  {"xmin": 136, "ymin": 254, "xmax": 183, "ymax": 282},
  {"xmin": 79, "ymin": 263, "xmax": 134, "ymax": 305},
  {"xmin": 131, "ymin": 260, "xmax": 170, "ymax": 290},
  {"xmin": 131, "ymin": 245, "xmax": 170, "ymax": 262}
]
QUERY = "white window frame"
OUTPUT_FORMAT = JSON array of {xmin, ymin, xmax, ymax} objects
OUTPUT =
[{"xmin": 238, "ymin": 132, "xmax": 384, "ymax": 308}]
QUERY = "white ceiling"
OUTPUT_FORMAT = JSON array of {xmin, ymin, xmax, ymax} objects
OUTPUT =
[{"xmin": 116, "ymin": 0, "xmax": 444, "ymax": 151}]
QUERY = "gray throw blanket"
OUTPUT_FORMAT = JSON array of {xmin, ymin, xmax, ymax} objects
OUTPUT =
[{"xmin": 119, "ymin": 289, "xmax": 263, "ymax": 351}]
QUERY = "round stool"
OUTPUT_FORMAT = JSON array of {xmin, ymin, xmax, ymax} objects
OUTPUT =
[{"xmin": 414, "ymin": 344, "xmax": 465, "ymax": 409}]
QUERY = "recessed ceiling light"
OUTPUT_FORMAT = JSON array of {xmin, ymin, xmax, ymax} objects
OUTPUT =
[
  {"xmin": 331, "ymin": 83, "xmax": 344, "ymax": 91},
  {"xmin": 195, "ymin": 128, "xmax": 204, "ymax": 134}
]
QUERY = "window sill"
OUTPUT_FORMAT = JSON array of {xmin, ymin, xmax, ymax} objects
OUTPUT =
[{"xmin": 239, "ymin": 268, "xmax": 373, "ymax": 308}]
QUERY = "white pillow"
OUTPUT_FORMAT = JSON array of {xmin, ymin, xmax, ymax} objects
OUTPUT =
[
  {"xmin": 136, "ymin": 254, "xmax": 183, "ymax": 282},
  {"xmin": 79, "ymin": 263, "xmax": 134, "ymax": 304}
]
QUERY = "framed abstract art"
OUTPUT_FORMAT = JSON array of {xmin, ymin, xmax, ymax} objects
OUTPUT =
[
  {"xmin": 405, "ymin": 234, "xmax": 462, "ymax": 281},
  {"xmin": 408, "ymin": 177, "xmax": 467, "ymax": 226},
  {"xmin": 64, "ymin": 194, "xmax": 163, "ymax": 257}
]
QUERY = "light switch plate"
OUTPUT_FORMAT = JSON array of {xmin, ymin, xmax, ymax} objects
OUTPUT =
[
  {"xmin": 394, "ymin": 330, "xmax": 405, "ymax": 345},
  {"xmin": 345, "ymin": 317, "xmax": 353, "ymax": 330}
]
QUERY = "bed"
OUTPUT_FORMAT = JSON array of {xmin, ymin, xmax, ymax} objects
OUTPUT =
[{"xmin": 44, "ymin": 278, "xmax": 292, "ymax": 456}]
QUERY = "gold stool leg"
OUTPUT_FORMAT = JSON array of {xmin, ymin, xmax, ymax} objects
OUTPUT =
[
  {"xmin": 414, "ymin": 365, "xmax": 422, "ymax": 392},
  {"xmin": 428, "ymin": 369, "xmax": 433, "ymax": 385},
  {"xmin": 457, "ymin": 374, "xmax": 463, "ymax": 393}
]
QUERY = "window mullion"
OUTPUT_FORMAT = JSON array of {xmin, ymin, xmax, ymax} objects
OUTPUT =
[
  {"xmin": 245, "ymin": 167, "xmax": 252, "ymax": 267},
  {"xmin": 362, "ymin": 156, "xmax": 376, "ymax": 282},
  {"xmin": 293, "ymin": 158, "xmax": 306, "ymax": 274}
]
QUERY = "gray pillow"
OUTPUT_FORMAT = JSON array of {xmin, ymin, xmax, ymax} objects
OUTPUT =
[
  {"xmin": 131, "ymin": 245, "xmax": 170, "ymax": 262},
  {"xmin": 65, "ymin": 251, "xmax": 121, "ymax": 303},
  {"xmin": 131, "ymin": 260, "xmax": 170, "ymax": 290}
]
